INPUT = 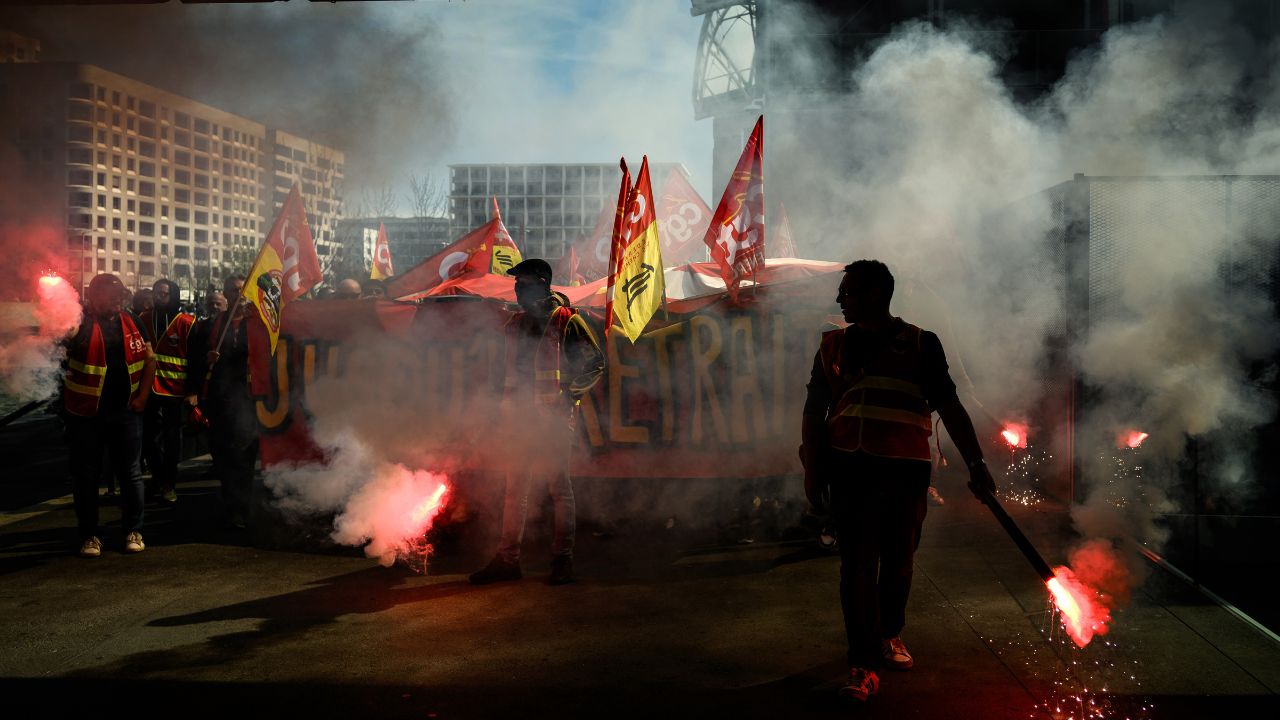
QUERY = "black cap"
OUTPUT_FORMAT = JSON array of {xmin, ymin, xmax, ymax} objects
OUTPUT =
[{"xmin": 508, "ymin": 258, "xmax": 553, "ymax": 284}]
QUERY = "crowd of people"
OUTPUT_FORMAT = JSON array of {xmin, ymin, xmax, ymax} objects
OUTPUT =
[
  {"xmin": 59, "ymin": 272, "xmax": 392, "ymax": 558},
  {"xmin": 59, "ymin": 259, "xmax": 999, "ymax": 705}
]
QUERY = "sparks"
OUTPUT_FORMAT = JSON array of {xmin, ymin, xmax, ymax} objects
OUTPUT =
[
  {"xmin": 1119, "ymin": 430, "xmax": 1148, "ymax": 449},
  {"xmin": 1002, "ymin": 423, "xmax": 1028, "ymax": 448},
  {"xmin": 1047, "ymin": 566, "xmax": 1112, "ymax": 647}
]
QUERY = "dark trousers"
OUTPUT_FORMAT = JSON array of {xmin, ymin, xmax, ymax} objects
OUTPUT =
[
  {"xmin": 66, "ymin": 408, "xmax": 144, "ymax": 541},
  {"xmin": 830, "ymin": 452, "xmax": 930, "ymax": 668},
  {"xmin": 144, "ymin": 395, "xmax": 185, "ymax": 492},
  {"xmin": 207, "ymin": 393, "xmax": 258, "ymax": 523}
]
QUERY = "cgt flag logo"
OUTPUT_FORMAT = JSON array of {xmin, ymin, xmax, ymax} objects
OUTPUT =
[
  {"xmin": 371, "ymin": 222, "xmax": 395, "ymax": 279},
  {"xmin": 703, "ymin": 115, "xmax": 764, "ymax": 300},
  {"xmin": 246, "ymin": 182, "xmax": 321, "ymax": 352},
  {"xmin": 612, "ymin": 156, "xmax": 665, "ymax": 343},
  {"xmin": 488, "ymin": 197, "xmax": 523, "ymax": 274}
]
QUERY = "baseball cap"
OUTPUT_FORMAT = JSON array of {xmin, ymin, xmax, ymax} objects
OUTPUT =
[{"xmin": 508, "ymin": 258, "xmax": 553, "ymax": 284}]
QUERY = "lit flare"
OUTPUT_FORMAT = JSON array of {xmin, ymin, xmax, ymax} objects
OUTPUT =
[
  {"xmin": 1001, "ymin": 423, "xmax": 1028, "ymax": 449},
  {"xmin": 1046, "ymin": 566, "xmax": 1112, "ymax": 647}
]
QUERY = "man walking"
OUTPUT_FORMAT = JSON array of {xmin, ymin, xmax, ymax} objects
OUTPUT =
[
  {"xmin": 64, "ymin": 274, "xmax": 155, "ymax": 556},
  {"xmin": 188, "ymin": 274, "xmax": 256, "ymax": 528},
  {"xmin": 139, "ymin": 278, "xmax": 194, "ymax": 504},
  {"xmin": 801, "ymin": 260, "xmax": 995, "ymax": 701},
  {"xmin": 469, "ymin": 259, "xmax": 605, "ymax": 586}
]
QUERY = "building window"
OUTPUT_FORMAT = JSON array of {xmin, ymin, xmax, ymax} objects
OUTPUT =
[
  {"xmin": 112, "ymin": 237, "xmax": 121, "ymax": 250},
  {"xmin": 194, "ymin": 211, "xmax": 208, "ymax": 225},
  {"xmin": 140, "ymin": 261, "xmax": 154, "ymax": 276},
  {"xmin": 139, "ymin": 181, "xmax": 155, "ymax": 197},
  {"xmin": 140, "ymin": 242, "xmax": 155, "ymax": 256},
  {"xmin": 175, "ymin": 208, "xmax": 189, "ymax": 222},
  {"xmin": 127, "ymin": 240, "xmax": 135, "ymax": 252},
  {"xmin": 174, "ymin": 245, "xmax": 189, "ymax": 259},
  {"xmin": 112, "ymin": 259, "xmax": 121, "ymax": 272},
  {"xmin": 97, "ymin": 258, "xmax": 106, "ymax": 271},
  {"xmin": 140, "ymin": 222, "xmax": 154, "ymax": 237},
  {"xmin": 174, "ymin": 226, "xmax": 189, "ymax": 241}
]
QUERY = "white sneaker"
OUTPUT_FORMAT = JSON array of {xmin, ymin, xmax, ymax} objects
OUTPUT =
[
  {"xmin": 79, "ymin": 536, "xmax": 102, "ymax": 558},
  {"xmin": 124, "ymin": 531, "xmax": 145, "ymax": 554},
  {"xmin": 881, "ymin": 637, "xmax": 914, "ymax": 670}
]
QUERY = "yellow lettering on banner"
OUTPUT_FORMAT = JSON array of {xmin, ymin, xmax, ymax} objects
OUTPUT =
[
  {"xmin": 608, "ymin": 337, "xmax": 649, "ymax": 444},
  {"xmin": 648, "ymin": 322, "xmax": 684, "ymax": 442},
  {"xmin": 772, "ymin": 314, "xmax": 787, "ymax": 435},
  {"xmin": 690, "ymin": 315, "xmax": 727, "ymax": 445},
  {"xmin": 256, "ymin": 340, "xmax": 289, "ymax": 429},
  {"xmin": 729, "ymin": 315, "xmax": 768, "ymax": 443},
  {"xmin": 579, "ymin": 390, "xmax": 605, "ymax": 447}
]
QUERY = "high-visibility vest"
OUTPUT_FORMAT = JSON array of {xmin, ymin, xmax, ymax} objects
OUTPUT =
[
  {"xmin": 63, "ymin": 312, "xmax": 149, "ymax": 418},
  {"xmin": 818, "ymin": 321, "xmax": 933, "ymax": 462},
  {"xmin": 505, "ymin": 304, "xmax": 579, "ymax": 408},
  {"xmin": 141, "ymin": 310, "xmax": 195, "ymax": 397}
]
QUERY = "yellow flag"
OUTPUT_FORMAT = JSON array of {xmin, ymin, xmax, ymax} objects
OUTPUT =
[
  {"xmin": 614, "ymin": 157, "xmax": 664, "ymax": 343},
  {"xmin": 488, "ymin": 196, "xmax": 522, "ymax": 274},
  {"xmin": 244, "ymin": 183, "xmax": 320, "ymax": 353}
]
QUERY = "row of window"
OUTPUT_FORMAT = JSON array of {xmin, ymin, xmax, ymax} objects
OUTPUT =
[
  {"xmin": 67, "ymin": 212, "xmax": 259, "ymax": 242},
  {"xmin": 66, "ymin": 125, "xmax": 262, "ymax": 185},
  {"xmin": 69, "ymin": 83, "xmax": 263, "ymax": 149},
  {"xmin": 67, "ymin": 192, "xmax": 261, "ymax": 229}
]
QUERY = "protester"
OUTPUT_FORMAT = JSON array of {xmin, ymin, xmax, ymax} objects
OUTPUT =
[
  {"xmin": 187, "ymin": 274, "xmax": 257, "ymax": 528},
  {"xmin": 138, "ymin": 278, "xmax": 195, "ymax": 504},
  {"xmin": 63, "ymin": 274, "xmax": 155, "ymax": 557},
  {"xmin": 801, "ymin": 259, "xmax": 996, "ymax": 702},
  {"xmin": 334, "ymin": 278, "xmax": 362, "ymax": 300},
  {"xmin": 130, "ymin": 286, "xmax": 154, "ymax": 318},
  {"xmin": 469, "ymin": 259, "xmax": 605, "ymax": 586},
  {"xmin": 315, "ymin": 287, "xmax": 335, "ymax": 300}
]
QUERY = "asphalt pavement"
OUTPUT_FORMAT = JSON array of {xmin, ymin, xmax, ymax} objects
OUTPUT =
[{"xmin": 1, "ymin": 409, "xmax": 1277, "ymax": 719}]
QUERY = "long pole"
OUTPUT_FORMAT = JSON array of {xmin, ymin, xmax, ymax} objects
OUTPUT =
[{"xmin": 971, "ymin": 483, "xmax": 1056, "ymax": 583}]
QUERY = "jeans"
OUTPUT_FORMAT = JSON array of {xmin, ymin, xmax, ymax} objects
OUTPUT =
[
  {"xmin": 830, "ymin": 451, "xmax": 930, "ymax": 668},
  {"xmin": 144, "ymin": 395, "xmax": 185, "ymax": 493},
  {"xmin": 496, "ymin": 420, "xmax": 575, "ymax": 562},
  {"xmin": 66, "ymin": 407, "xmax": 144, "ymax": 541}
]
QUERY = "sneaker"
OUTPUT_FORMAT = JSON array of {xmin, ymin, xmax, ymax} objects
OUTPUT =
[
  {"xmin": 548, "ymin": 555, "xmax": 574, "ymax": 586},
  {"xmin": 79, "ymin": 536, "xmax": 102, "ymax": 558},
  {"xmin": 927, "ymin": 486, "xmax": 946, "ymax": 506},
  {"xmin": 161, "ymin": 488, "xmax": 178, "ymax": 504},
  {"xmin": 839, "ymin": 667, "xmax": 880, "ymax": 701},
  {"xmin": 881, "ymin": 637, "xmax": 914, "ymax": 670},
  {"xmin": 124, "ymin": 531, "xmax": 146, "ymax": 554},
  {"xmin": 468, "ymin": 556, "xmax": 522, "ymax": 585}
]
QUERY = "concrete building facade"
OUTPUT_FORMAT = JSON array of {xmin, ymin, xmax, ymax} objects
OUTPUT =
[
  {"xmin": 339, "ymin": 216, "xmax": 452, "ymax": 274},
  {"xmin": 448, "ymin": 162, "xmax": 682, "ymax": 260},
  {"xmin": 0, "ymin": 62, "xmax": 343, "ymax": 297}
]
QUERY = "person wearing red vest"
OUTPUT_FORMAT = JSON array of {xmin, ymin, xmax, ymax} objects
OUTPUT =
[
  {"xmin": 801, "ymin": 260, "xmax": 995, "ymax": 703},
  {"xmin": 63, "ymin": 274, "xmax": 156, "ymax": 558},
  {"xmin": 139, "ymin": 278, "xmax": 195, "ymax": 504},
  {"xmin": 470, "ymin": 259, "xmax": 605, "ymax": 587}
]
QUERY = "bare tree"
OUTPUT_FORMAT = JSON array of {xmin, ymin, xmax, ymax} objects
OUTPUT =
[
  {"xmin": 406, "ymin": 171, "xmax": 447, "ymax": 218},
  {"xmin": 362, "ymin": 182, "xmax": 398, "ymax": 219}
]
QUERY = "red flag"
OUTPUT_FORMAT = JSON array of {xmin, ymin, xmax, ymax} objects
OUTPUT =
[
  {"xmin": 370, "ymin": 222, "xmax": 395, "ymax": 279},
  {"xmin": 604, "ymin": 158, "xmax": 631, "ymax": 339},
  {"xmin": 561, "ymin": 202, "xmax": 616, "ymax": 282},
  {"xmin": 656, "ymin": 167, "xmax": 713, "ymax": 266},
  {"xmin": 384, "ymin": 217, "xmax": 520, "ymax": 300},
  {"xmin": 702, "ymin": 115, "xmax": 764, "ymax": 300},
  {"xmin": 768, "ymin": 202, "xmax": 796, "ymax": 258},
  {"xmin": 244, "ymin": 182, "xmax": 322, "ymax": 353},
  {"xmin": 555, "ymin": 241, "xmax": 585, "ymax": 286}
]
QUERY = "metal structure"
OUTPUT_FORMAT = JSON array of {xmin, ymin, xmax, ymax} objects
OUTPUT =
[{"xmin": 691, "ymin": 0, "xmax": 759, "ymax": 121}]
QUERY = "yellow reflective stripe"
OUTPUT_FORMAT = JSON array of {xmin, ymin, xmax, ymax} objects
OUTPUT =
[
  {"xmin": 834, "ymin": 404, "xmax": 933, "ymax": 432},
  {"xmin": 127, "ymin": 360, "xmax": 146, "ymax": 374},
  {"xmin": 130, "ymin": 381, "xmax": 140, "ymax": 392},
  {"xmin": 64, "ymin": 379, "xmax": 104, "ymax": 396},
  {"xmin": 155, "ymin": 354, "xmax": 188, "ymax": 366},
  {"xmin": 155, "ymin": 369, "xmax": 186, "ymax": 379},
  {"xmin": 849, "ymin": 375, "xmax": 924, "ymax": 399},
  {"xmin": 68, "ymin": 359, "xmax": 107, "ymax": 375},
  {"xmin": 536, "ymin": 370, "xmax": 560, "ymax": 380}
]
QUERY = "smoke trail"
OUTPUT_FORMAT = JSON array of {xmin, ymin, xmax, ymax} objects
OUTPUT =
[
  {"xmin": 0, "ymin": 220, "xmax": 82, "ymax": 404},
  {"xmin": 764, "ymin": 3, "xmax": 1280, "ymax": 603}
]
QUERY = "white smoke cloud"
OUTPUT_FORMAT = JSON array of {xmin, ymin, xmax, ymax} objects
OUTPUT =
[{"xmin": 0, "ymin": 276, "xmax": 82, "ymax": 405}]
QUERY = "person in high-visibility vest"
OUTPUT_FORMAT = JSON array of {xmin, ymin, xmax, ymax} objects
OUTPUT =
[
  {"xmin": 139, "ymin": 278, "xmax": 194, "ymax": 504},
  {"xmin": 63, "ymin": 274, "xmax": 156, "ymax": 558},
  {"xmin": 469, "ymin": 259, "xmax": 605, "ymax": 587},
  {"xmin": 800, "ymin": 260, "xmax": 995, "ymax": 703}
]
